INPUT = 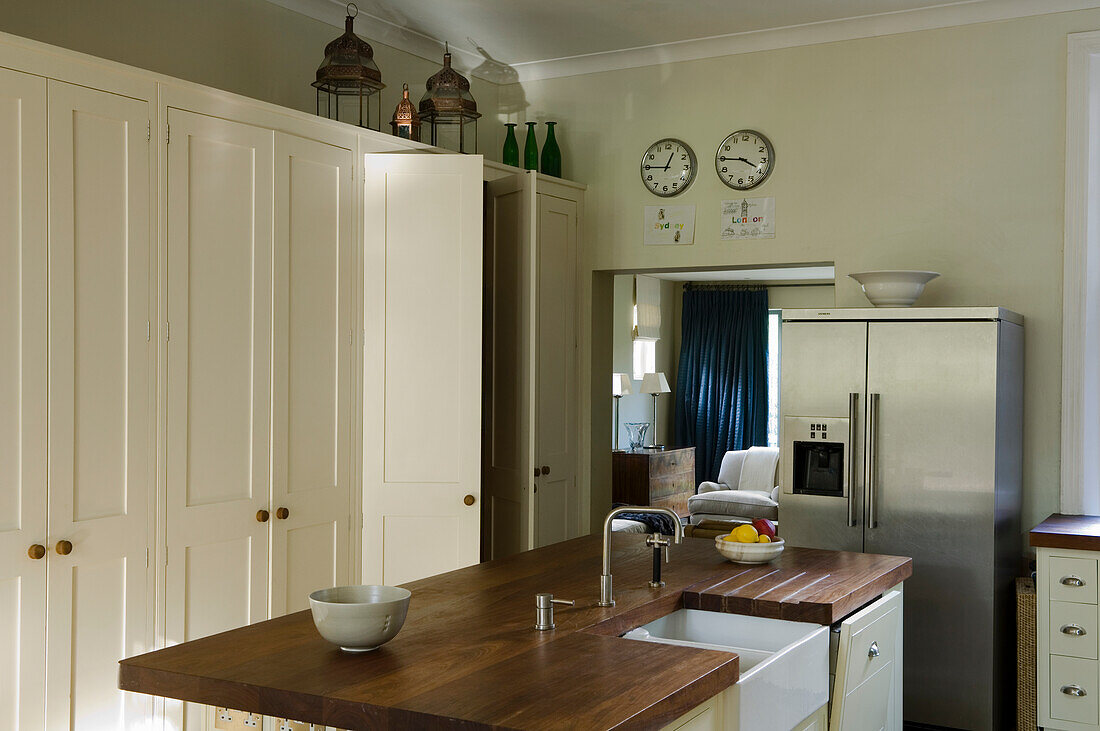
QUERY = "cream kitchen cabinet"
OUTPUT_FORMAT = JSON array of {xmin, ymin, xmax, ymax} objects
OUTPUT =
[
  {"xmin": 1037, "ymin": 540, "xmax": 1100, "ymax": 729},
  {"xmin": 163, "ymin": 106, "xmax": 358, "ymax": 731},
  {"xmin": 0, "ymin": 68, "xmax": 156, "ymax": 731},
  {"xmin": 482, "ymin": 169, "xmax": 585, "ymax": 559},
  {"xmin": 0, "ymin": 27, "xmax": 485, "ymax": 731}
]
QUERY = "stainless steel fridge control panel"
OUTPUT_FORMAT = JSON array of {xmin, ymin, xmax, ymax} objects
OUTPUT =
[{"xmin": 783, "ymin": 415, "xmax": 850, "ymax": 497}]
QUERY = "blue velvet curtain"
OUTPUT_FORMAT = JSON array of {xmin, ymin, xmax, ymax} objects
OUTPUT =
[{"xmin": 674, "ymin": 286, "xmax": 769, "ymax": 484}]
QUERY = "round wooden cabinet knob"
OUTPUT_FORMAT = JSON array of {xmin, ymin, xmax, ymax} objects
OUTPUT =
[
  {"xmin": 28, "ymin": 544, "xmax": 46, "ymax": 560},
  {"xmin": 463, "ymin": 494, "xmax": 476, "ymax": 506},
  {"xmin": 55, "ymin": 540, "xmax": 73, "ymax": 556},
  {"xmin": 256, "ymin": 509, "xmax": 270, "ymax": 522},
  {"xmin": 275, "ymin": 507, "xmax": 290, "ymax": 520}
]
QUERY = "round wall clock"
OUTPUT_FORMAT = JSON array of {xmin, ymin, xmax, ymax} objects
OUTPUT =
[
  {"xmin": 715, "ymin": 130, "xmax": 774, "ymax": 190},
  {"xmin": 640, "ymin": 138, "xmax": 696, "ymax": 197}
]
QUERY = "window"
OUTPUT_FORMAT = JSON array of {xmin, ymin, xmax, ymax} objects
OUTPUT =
[
  {"xmin": 633, "ymin": 339, "xmax": 655, "ymax": 381},
  {"xmin": 632, "ymin": 304, "xmax": 656, "ymax": 380},
  {"xmin": 767, "ymin": 310, "xmax": 781, "ymax": 447}
]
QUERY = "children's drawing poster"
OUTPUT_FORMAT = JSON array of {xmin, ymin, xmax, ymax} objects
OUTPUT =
[
  {"xmin": 643, "ymin": 205, "xmax": 695, "ymax": 246},
  {"xmin": 720, "ymin": 197, "xmax": 775, "ymax": 240}
]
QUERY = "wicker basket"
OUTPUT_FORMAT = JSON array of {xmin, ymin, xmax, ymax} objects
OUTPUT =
[{"xmin": 1017, "ymin": 576, "xmax": 1037, "ymax": 730}]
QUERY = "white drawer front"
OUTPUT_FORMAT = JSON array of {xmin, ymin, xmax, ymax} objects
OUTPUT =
[
  {"xmin": 1051, "ymin": 557, "xmax": 1099, "ymax": 604},
  {"xmin": 1051, "ymin": 654, "xmax": 1100, "ymax": 726},
  {"xmin": 1051, "ymin": 601, "xmax": 1099, "ymax": 660},
  {"xmin": 843, "ymin": 599, "xmax": 900, "ymax": 692}
]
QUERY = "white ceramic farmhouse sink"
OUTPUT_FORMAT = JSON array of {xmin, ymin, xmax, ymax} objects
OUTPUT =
[{"xmin": 623, "ymin": 609, "xmax": 829, "ymax": 730}]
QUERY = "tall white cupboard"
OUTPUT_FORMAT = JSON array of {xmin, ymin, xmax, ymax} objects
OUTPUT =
[
  {"xmin": 0, "ymin": 29, "xmax": 484, "ymax": 731},
  {"xmin": 482, "ymin": 170, "xmax": 584, "ymax": 560},
  {"xmin": 0, "ymin": 69, "xmax": 155, "ymax": 731}
]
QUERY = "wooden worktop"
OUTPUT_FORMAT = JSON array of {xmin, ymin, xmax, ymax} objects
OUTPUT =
[
  {"xmin": 119, "ymin": 534, "xmax": 911, "ymax": 730},
  {"xmin": 1031, "ymin": 513, "xmax": 1100, "ymax": 551}
]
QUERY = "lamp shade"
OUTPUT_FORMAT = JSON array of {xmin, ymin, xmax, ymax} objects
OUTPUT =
[
  {"xmin": 641, "ymin": 372, "xmax": 671, "ymax": 395},
  {"xmin": 612, "ymin": 373, "xmax": 632, "ymax": 396}
]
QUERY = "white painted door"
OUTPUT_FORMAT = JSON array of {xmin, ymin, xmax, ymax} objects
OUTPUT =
[
  {"xmin": 534, "ymin": 193, "xmax": 579, "ymax": 547},
  {"xmin": 482, "ymin": 173, "xmax": 536, "ymax": 560},
  {"xmin": 165, "ymin": 108, "xmax": 273, "ymax": 731},
  {"xmin": 0, "ymin": 67, "xmax": 48, "ymax": 731},
  {"xmin": 44, "ymin": 80, "xmax": 154, "ymax": 731},
  {"xmin": 270, "ymin": 132, "xmax": 354, "ymax": 615},
  {"xmin": 362, "ymin": 153, "xmax": 483, "ymax": 585}
]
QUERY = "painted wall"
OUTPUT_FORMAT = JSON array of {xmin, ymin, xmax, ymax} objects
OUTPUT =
[
  {"xmin": 0, "ymin": 0, "xmax": 501, "ymax": 153},
  {"xmin": 513, "ymin": 10, "xmax": 1097, "ymax": 541},
  {"xmin": 610, "ymin": 275, "xmax": 677, "ymax": 450}
]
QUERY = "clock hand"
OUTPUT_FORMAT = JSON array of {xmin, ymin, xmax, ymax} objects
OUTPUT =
[{"xmin": 663, "ymin": 152, "xmax": 674, "ymax": 170}]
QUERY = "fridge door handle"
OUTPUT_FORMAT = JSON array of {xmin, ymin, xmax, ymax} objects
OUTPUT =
[
  {"xmin": 847, "ymin": 392, "xmax": 859, "ymax": 527},
  {"xmin": 865, "ymin": 392, "xmax": 880, "ymax": 529}
]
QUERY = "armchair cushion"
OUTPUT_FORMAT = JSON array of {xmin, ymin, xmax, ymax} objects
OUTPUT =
[{"xmin": 687, "ymin": 489, "xmax": 778, "ymax": 521}]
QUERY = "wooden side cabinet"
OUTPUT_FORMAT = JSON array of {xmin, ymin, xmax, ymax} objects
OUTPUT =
[{"xmin": 612, "ymin": 448, "xmax": 695, "ymax": 517}]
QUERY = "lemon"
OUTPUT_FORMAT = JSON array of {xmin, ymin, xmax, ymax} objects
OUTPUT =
[
  {"xmin": 731, "ymin": 524, "xmax": 759, "ymax": 543},
  {"xmin": 757, "ymin": 535, "xmax": 771, "ymax": 543}
]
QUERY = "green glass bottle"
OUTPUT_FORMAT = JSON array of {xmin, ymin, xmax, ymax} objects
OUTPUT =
[
  {"xmin": 523, "ymin": 121, "xmax": 539, "ymax": 171},
  {"xmin": 540, "ymin": 121, "xmax": 561, "ymax": 177},
  {"xmin": 502, "ymin": 123, "xmax": 519, "ymax": 167}
]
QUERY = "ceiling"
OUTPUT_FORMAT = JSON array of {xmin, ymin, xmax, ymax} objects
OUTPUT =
[
  {"xmin": 269, "ymin": 0, "xmax": 1098, "ymax": 81},
  {"xmin": 645, "ymin": 266, "xmax": 835, "ymax": 283}
]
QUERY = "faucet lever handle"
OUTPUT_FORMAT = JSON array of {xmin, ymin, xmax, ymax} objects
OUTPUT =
[{"xmin": 551, "ymin": 598, "xmax": 575, "ymax": 606}]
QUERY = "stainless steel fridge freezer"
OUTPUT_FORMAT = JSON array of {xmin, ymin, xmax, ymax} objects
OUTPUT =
[{"xmin": 778, "ymin": 307, "xmax": 1023, "ymax": 730}]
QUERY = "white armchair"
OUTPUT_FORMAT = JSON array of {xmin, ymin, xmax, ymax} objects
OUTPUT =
[{"xmin": 688, "ymin": 446, "xmax": 780, "ymax": 526}]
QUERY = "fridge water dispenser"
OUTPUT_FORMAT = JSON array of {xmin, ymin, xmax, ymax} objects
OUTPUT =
[{"xmin": 783, "ymin": 416, "xmax": 850, "ymax": 497}]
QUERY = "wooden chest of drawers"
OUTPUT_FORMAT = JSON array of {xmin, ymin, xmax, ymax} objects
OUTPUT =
[{"xmin": 612, "ymin": 447, "xmax": 695, "ymax": 518}]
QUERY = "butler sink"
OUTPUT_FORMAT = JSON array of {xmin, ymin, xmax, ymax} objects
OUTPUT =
[{"xmin": 623, "ymin": 609, "xmax": 829, "ymax": 731}]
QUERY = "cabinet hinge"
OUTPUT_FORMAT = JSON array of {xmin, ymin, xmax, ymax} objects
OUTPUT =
[
  {"xmin": 146, "ymin": 320, "xmax": 151, "ymax": 342},
  {"xmin": 165, "ymin": 321, "xmax": 170, "ymax": 341},
  {"xmin": 146, "ymin": 120, "xmax": 151, "ymax": 141},
  {"xmin": 146, "ymin": 548, "xmax": 149, "ymax": 568},
  {"xmin": 166, "ymin": 123, "xmax": 170, "ymax": 145}
]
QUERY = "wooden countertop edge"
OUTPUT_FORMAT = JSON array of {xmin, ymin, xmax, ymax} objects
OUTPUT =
[{"xmin": 1030, "ymin": 514, "xmax": 1100, "ymax": 551}]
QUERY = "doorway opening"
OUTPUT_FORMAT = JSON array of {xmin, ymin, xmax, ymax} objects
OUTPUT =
[{"xmin": 593, "ymin": 263, "xmax": 835, "ymax": 530}]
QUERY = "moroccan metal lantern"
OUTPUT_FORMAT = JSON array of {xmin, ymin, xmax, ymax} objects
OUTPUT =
[
  {"xmin": 312, "ymin": 3, "xmax": 385, "ymax": 130},
  {"xmin": 390, "ymin": 83, "xmax": 421, "ymax": 141},
  {"xmin": 419, "ymin": 44, "xmax": 481, "ymax": 153}
]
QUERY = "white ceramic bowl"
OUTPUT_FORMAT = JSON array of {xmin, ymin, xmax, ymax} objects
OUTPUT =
[
  {"xmin": 715, "ymin": 535, "xmax": 785, "ymax": 564},
  {"xmin": 848, "ymin": 270, "xmax": 940, "ymax": 307},
  {"xmin": 309, "ymin": 585, "xmax": 411, "ymax": 652}
]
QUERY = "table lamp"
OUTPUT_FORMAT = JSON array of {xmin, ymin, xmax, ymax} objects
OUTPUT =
[
  {"xmin": 640, "ymin": 372, "xmax": 671, "ymax": 448},
  {"xmin": 612, "ymin": 373, "xmax": 631, "ymax": 451}
]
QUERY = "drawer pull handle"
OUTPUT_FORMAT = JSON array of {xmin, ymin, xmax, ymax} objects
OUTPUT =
[
  {"xmin": 1062, "ymin": 624, "xmax": 1088, "ymax": 637},
  {"xmin": 1062, "ymin": 575, "xmax": 1086, "ymax": 587},
  {"xmin": 868, "ymin": 641, "xmax": 880, "ymax": 659},
  {"xmin": 1062, "ymin": 684, "xmax": 1088, "ymax": 698}
]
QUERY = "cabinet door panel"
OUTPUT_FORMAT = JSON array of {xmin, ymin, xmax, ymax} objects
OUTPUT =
[
  {"xmin": 534, "ymin": 194, "xmax": 578, "ymax": 548},
  {"xmin": 0, "ymin": 66, "xmax": 47, "ymax": 731},
  {"xmin": 270, "ymin": 132, "xmax": 353, "ymax": 615},
  {"xmin": 45, "ymin": 80, "xmax": 153, "ymax": 731},
  {"xmin": 165, "ymin": 108, "xmax": 273, "ymax": 645},
  {"xmin": 362, "ymin": 153, "xmax": 482, "ymax": 585},
  {"xmin": 482, "ymin": 173, "xmax": 535, "ymax": 560}
]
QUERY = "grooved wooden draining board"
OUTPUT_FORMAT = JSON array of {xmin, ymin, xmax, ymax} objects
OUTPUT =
[{"xmin": 119, "ymin": 533, "xmax": 910, "ymax": 730}]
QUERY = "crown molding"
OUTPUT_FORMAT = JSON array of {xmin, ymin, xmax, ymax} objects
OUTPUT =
[
  {"xmin": 264, "ymin": 0, "xmax": 486, "ymax": 73},
  {"xmin": 268, "ymin": 0, "xmax": 1100, "ymax": 84}
]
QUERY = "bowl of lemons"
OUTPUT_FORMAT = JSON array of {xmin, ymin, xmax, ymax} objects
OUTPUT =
[{"xmin": 715, "ymin": 523, "xmax": 784, "ymax": 564}]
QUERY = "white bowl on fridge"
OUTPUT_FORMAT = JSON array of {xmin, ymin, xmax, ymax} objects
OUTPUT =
[{"xmin": 848, "ymin": 270, "xmax": 940, "ymax": 307}]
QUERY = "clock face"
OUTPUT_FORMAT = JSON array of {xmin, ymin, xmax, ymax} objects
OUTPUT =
[
  {"xmin": 715, "ymin": 130, "xmax": 773, "ymax": 190},
  {"xmin": 640, "ymin": 138, "xmax": 696, "ymax": 197}
]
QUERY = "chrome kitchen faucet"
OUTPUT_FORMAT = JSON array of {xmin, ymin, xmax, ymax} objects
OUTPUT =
[{"xmin": 598, "ymin": 506, "xmax": 683, "ymax": 607}]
